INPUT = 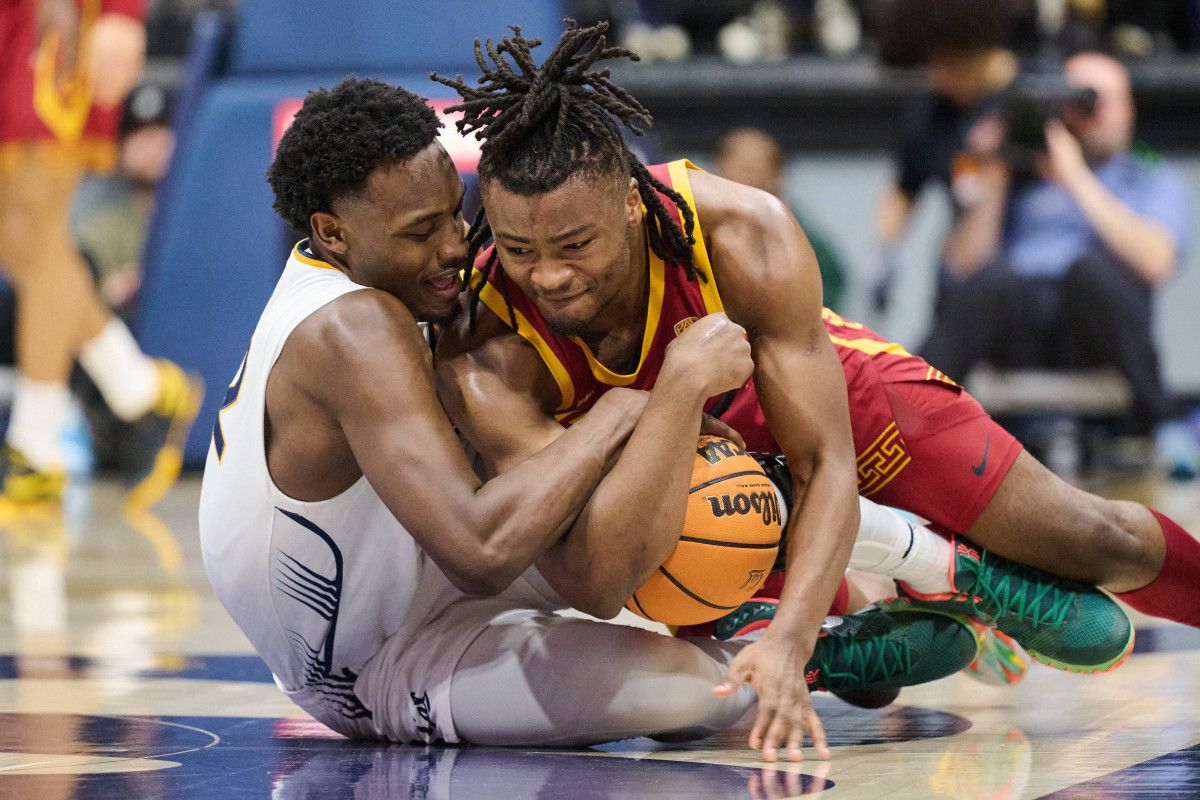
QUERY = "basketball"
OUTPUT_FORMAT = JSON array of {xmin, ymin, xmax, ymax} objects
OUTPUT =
[{"xmin": 625, "ymin": 435, "xmax": 783, "ymax": 626}]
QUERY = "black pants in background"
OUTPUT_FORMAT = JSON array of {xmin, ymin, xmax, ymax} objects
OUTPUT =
[{"xmin": 921, "ymin": 251, "xmax": 1169, "ymax": 434}]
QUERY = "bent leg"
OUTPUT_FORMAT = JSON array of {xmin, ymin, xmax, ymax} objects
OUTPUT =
[
  {"xmin": 450, "ymin": 611, "xmax": 753, "ymax": 747},
  {"xmin": 967, "ymin": 451, "xmax": 1164, "ymax": 590},
  {"xmin": 967, "ymin": 451, "xmax": 1200, "ymax": 627},
  {"xmin": 847, "ymin": 355, "xmax": 1199, "ymax": 628}
]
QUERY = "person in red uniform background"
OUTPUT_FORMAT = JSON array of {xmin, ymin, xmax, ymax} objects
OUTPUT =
[
  {"xmin": 0, "ymin": 0, "xmax": 200, "ymax": 507},
  {"xmin": 433, "ymin": 22, "xmax": 1200, "ymax": 762}
]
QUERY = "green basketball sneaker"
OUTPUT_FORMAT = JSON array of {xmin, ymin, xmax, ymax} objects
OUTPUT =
[
  {"xmin": 806, "ymin": 606, "xmax": 979, "ymax": 694},
  {"xmin": 895, "ymin": 535, "xmax": 1134, "ymax": 675},
  {"xmin": 713, "ymin": 600, "xmax": 979, "ymax": 696}
]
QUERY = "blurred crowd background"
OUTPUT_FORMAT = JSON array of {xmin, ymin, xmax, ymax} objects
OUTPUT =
[{"xmin": 30, "ymin": 0, "xmax": 1200, "ymax": 484}]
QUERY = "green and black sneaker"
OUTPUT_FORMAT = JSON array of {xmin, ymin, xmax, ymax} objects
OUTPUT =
[
  {"xmin": 894, "ymin": 535, "xmax": 1135, "ymax": 675},
  {"xmin": 803, "ymin": 606, "xmax": 980, "ymax": 695},
  {"xmin": 712, "ymin": 600, "xmax": 979, "ymax": 697}
]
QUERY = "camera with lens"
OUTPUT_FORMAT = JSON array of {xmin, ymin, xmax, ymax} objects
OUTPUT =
[{"xmin": 1000, "ymin": 75, "xmax": 1098, "ymax": 178}]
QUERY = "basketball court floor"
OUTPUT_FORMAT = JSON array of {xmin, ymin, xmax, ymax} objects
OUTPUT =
[{"xmin": 0, "ymin": 475, "xmax": 1197, "ymax": 799}]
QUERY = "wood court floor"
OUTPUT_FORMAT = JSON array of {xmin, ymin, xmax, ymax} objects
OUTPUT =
[{"xmin": 0, "ymin": 475, "xmax": 1197, "ymax": 799}]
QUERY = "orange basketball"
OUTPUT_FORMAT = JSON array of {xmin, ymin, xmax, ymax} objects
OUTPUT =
[{"xmin": 625, "ymin": 435, "xmax": 783, "ymax": 626}]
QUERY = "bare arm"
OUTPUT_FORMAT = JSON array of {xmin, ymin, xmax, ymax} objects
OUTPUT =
[
  {"xmin": 691, "ymin": 170, "xmax": 859, "ymax": 761},
  {"xmin": 1044, "ymin": 121, "xmax": 1176, "ymax": 283},
  {"xmin": 289, "ymin": 290, "xmax": 643, "ymax": 597},
  {"xmin": 436, "ymin": 310, "xmax": 753, "ymax": 618},
  {"xmin": 698, "ymin": 172, "xmax": 860, "ymax": 646}
]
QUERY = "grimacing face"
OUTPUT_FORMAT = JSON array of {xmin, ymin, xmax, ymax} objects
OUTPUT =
[
  {"xmin": 321, "ymin": 142, "xmax": 467, "ymax": 323},
  {"xmin": 483, "ymin": 171, "xmax": 643, "ymax": 337}
]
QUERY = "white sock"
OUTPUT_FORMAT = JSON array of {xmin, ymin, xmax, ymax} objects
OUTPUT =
[
  {"xmin": 77, "ymin": 319, "xmax": 159, "ymax": 421},
  {"xmin": 7, "ymin": 377, "xmax": 71, "ymax": 470},
  {"xmin": 850, "ymin": 497, "xmax": 953, "ymax": 594}
]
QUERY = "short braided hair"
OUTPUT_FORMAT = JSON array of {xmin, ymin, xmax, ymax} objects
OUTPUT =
[{"xmin": 432, "ymin": 21, "xmax": 700, "ymax": 331}]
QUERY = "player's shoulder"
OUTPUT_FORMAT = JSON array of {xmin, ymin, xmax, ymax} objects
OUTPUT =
[
  {"xmin": 686, "ymin": 168, "xmax": 800, "ymax": 283},
  {"xmin": 284, "ymin": 288, "xmax": 426, "ymax": 376},
  {"xmin": 690, "ymin": 168, "xmax": 792, "ymax": 237}
]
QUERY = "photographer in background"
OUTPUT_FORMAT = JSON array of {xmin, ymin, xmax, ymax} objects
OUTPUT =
[
  {"xmin": 871, "ymin": 0, "xmax": 1020, "ymax": 316},
  {"xmin": 921, "ymin": 52, "xmax": 1191, "ymax": 438}
]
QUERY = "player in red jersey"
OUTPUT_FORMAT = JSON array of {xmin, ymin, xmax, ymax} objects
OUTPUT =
[
  {"xmin": 0, "ymin": 0, "xmax": 201, "ymax": 507},
  {"xmin": 433, "ymin": 23, "xmax": 1200, "ymax": 760}
]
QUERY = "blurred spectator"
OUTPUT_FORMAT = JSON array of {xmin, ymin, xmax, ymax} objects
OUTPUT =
[
  {"xmin": 871, "ymin": 0, "xmax": 1021, "ymax": 315},
  {"xmin": 73, "ymin": 83, "xmax": 175, "ymax": 317},
  {"xmin": 144, "ymin": 0, "xmax": 237, "ymax": 57},
  {"xmin": 713, "ymin": 127, "xmax": 848, "ymax": 309},
  {"xmin": 921, "ymin": 52, "xmax": 1191, "ymax": 436}
]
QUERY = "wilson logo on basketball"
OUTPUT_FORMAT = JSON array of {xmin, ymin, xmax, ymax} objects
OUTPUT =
[
  {"xmin": 705, "ymin": 491, "xmax": 781, "ymax": 525},
  {"xmin": 697, "ymin": 438, "xmax": 747, "ymax": 465},
  {"xmin": 673, "ymin": 316, "xmax": 698, "ymax": 336}
]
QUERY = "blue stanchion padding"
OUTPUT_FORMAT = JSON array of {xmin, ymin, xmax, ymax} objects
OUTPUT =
[
  {"xmin": 228, "ymin": 0, "xmax": 564, "ymax": 76},
  {"xmin": 138, "ymin": 73, "xmax": 462, "ymax": 466}
]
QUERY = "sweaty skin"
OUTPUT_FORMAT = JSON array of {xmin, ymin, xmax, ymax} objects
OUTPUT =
[
  {"xmin": 264, "ymin": 142, "xmax": 650, "ymax": 597},
  {"xmin": 437, "ymin": 168, "xmax": 857, "ymax": 761}
]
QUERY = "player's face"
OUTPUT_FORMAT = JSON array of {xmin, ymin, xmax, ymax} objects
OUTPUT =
[
  {"xmin": 337, "ymin": 143, "xmax": 467, "ymax": 323},
  {"xmin": 483, "ymin": 172, "xmax": 642, "ymax": 337}
]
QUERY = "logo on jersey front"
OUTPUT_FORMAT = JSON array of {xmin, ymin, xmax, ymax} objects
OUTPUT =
[{"xmin": 674, "ymin": 316, "xmax": 698, "ymax": 336}]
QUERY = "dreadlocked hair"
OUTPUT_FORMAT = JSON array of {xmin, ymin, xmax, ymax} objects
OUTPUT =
[{"xmin": 432, "ymin": 20, "xmax": 700, "ymax": 331}]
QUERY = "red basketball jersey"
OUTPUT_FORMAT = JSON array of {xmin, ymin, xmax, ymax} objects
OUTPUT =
[{"xmin": 475, "ymin": 160, "xmax": 952, "ymax": 459}]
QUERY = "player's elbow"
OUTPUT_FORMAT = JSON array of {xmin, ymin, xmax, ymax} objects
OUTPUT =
[
  {"xmin": 446, "ymin": 546, "xmax": 522, "ymax": 597},
  {"xmin": 553, "ymin": 572, "xmax": 628, "ymax": 619},
  {"xmin": 575, "ymin": 589, "xmax": 627, "ymax": 620},
  {"xmin": 445, "ymin": 568, "xmax": 507, "ymax": 598}
]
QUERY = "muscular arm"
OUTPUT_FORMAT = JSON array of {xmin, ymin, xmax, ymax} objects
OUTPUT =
[
  {"xmin": 437, "ymin": 312, "xmax": 747, "ymax": 618},
  {"xmin": 283, "ymin": 290, "xmax": 641, "ymax": 597},
  {"xmin": 1059, "ymin": 167, "xmax": 1176, "ymax": 283},
  {"xmin": 692, "ymin": 170, "xmax": 860, "ymax": 646}
]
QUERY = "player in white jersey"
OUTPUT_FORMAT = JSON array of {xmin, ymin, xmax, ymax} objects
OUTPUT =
[
  {"xmin": 199, "ymin": 77, "xmax": 981, "ymax": 755},
  {"xmin": 197, "ymin": 76, "xmax": 766, "ymax": 744}
]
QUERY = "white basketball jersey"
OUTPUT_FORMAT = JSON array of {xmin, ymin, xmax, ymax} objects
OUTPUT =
[{"xmin": 198, "ymin": 242, "xmax": 465, "ymax": 736}]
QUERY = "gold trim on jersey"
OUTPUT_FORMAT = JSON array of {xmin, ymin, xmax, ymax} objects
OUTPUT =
[
  {"xmin": 924, "ymin": 365, "xmax": 960, "ymax": 387},
  {"xmin": 856, "ymin": 422, "xmax": 911, "ymax": 497},
  {"xmin": 291, "ymin": 240, "xmax": 339, "ymax": 270},
  {"xmin": 571, "ymin": 249, "xmax": 665, "ymax": 387},
  {"xmin": 474, "ymin": 276, "xmax": 577, "ymax": 412},
  {"xmin": 666, "ymin": 160, "xmax": 724, "ymax": 314},
  {"xmin": 828, "ymin": 334, "xmax": 913, "ymax": 359},
  {"xmin": 821, "ymin": 308, "xmax": 864, "ymax": 330}
]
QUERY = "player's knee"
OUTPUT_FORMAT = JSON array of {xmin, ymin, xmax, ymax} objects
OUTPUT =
[{"xmin": 613, "ymin": 637, "xmax": 733, "ymax": 729}]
